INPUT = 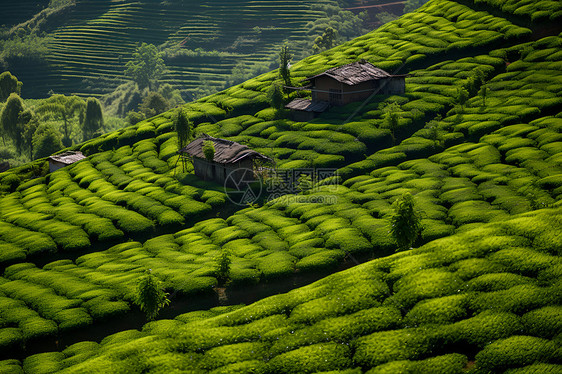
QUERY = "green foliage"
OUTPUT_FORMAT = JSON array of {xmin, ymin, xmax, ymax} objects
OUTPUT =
[
  {"xmin": 202, "ymin": 140, "xmax": 215, "ymax": 162},
  {"xmin": 267, "ymin": 82, "xmax": 285, "ymax": 110},
  {"xmin": 0, "ymin": 72, "xmax": 22, "ymax": 102},
  {"xmin": 278, "ymin": 44, "xmax": 293, "ymax": 87},
  {"xmin": 32, "ymin": 124, "xmax": 63, "ymax": 159},
  {"xmin": 36, "ymin": 94, "xmax": 86, "ymax": 146},
  {"xmin": 214, "ymin": 248, "xmax": 232, "ymax": 286},
  {"xmin": 82, "ymin": 97, "xmax": 104, "ymax": 141},
  {"xmin": 124, "ymin": 42, "xmax": 166, "ymax": 89},
  {"xmin": 134, "ymin": 270, "xmax": 170, "ymax": 321},
  {"xmin": 174, "ymin": 108, "xmax": 192, "ymax": 150},
  {"xmin": 313, "ymin": 27, "xmax": 337, "ymax": 53},
  {"xmin": 389, "ymin": 192, "xmax": 422, "ymax": 251}
]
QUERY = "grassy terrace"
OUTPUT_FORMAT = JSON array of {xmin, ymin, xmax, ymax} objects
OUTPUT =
[
  {"xmin": 14, "ymin": 0, "xmax": 337, "ymax": 97},
  {"xmin": 1, "ymin": 206, "xmax": 560, "ymax": 372},
  {"xmin": 0, "ymin": 0, "xmax": 561, "ymax": 372}
]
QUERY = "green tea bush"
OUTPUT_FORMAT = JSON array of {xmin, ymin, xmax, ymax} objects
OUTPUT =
[
  {"xmin": 354, "ymin": 328, "xmax": 436, "ymax": 368},
  {"xmin": 470, "ymin": 284, "xmax": 554, "ymax": 314},
  {"xmin": 22, "ymin": 352, "xmax": 63, "ymax": 374},
  {"xmin": 521, "ymin": 306, "xmax": 562, "ymax": 338},
  {"xmin": 405, "ymin": 294, "xmax": 468, "ymax": 326},
  {"xmin": 466, "ymin": 272, "xmax": 534, "ymax": 292},
  {"xmin": 199, "ymin": 342, "xmax": 266, "ymax": 370},
  {"xmin": 267, "ymin": 342, "xmax": 352, "ymax": 374},
  {"xmin": 446, "ymin": 311, "xmax": 522, "ymax": 347},
  {"xmin": 475, "ymin": 335, "xmax": 559, "ymax": 372},
  {"xmin": 387, "ymin": 269, "xmax": 464, "ymax": 310},
  {"xmin": 366, "ymin": 353, "xmax": 468, "ymax": 374}
]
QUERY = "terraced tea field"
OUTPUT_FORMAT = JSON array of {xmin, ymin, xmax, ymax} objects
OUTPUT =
[
  {"xmin": 0, "ymin": 0, "xmax": 561, "ymax": 372},
  {"xmin": 7, "ymin": 0, "xmax": 341, "ymax": 98}
]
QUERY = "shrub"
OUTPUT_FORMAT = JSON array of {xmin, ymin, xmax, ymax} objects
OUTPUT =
[
  {"xmin": 354, "ymin": 328, "xmax": 436, "ymax": 368},
  {"xmin": 521, "ymin": 306, "xmax": 562, "ymax": 338},
  {"xmin": 199, "ymin": 342, "xmax": 266, "ymax": 370},
  {"xmin": 366, "ymin": 354, "xmax": 468, "ymax": 374},
  {"xmin": 405, "ymin": 294, "xmax": 468, "ymax": 326},
  {"xmin": 267, "ymin": 342, "xmax": 352, "ymax": 374},
  {"xmin": 475, "ymin": 335, "xmax": 559, "ymax": 372},
  {"xmin": 446, "ymin": 311, "xmax": 522, "ymax": 347}
]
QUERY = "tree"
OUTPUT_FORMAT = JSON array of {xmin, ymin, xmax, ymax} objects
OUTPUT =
[
  {"xmin": 456, "ymin": 87, "xmax": 469, "ymax": 113},
  {"xmin": 404, "ymin": 0, "xmax": 430, "ymax": 13},
  {"xmin": 126, "ymin": 110, "xmax": 145, "ymax": 125},
  {"xmin": 278, "ymin": 44, "xmax": 293, "ymax": 87},
  {"xmin": 214, "ymin": 248, "xmax": 232, "ymax": 286},
  {"xmin": 83, "ymin": 97, "xmax": 104, "ymax": 141},
  {"xmin": 124, "ymin": 43, "xmax": 166, "ymax": 90},
  {"xmin": 174, "ymin": 108, "xmax": 192, "ymax": 150},
  {"xmin": 267, "ymin": 82, "xmax": 285, "ymax": 110},
  {"xmin": 36, "ymin": 94, "xmax": 86, "ymax": 147},
  {"xmin": 0, "ymin": 93, "xmax": 26, "ymax": 148},
  {"xmin": 313, "ymin": 27, "xmax": 337, "ymax": 53},
  {"xmin": 479, "ymin": 86, "xmax": 489, "ymax": 107},
  {"xmin": 32, "ymin": 124, "xmax": 63, "ymax": 159},
  {"xmin": 427, "ymin": 114, "xmax": 442, "ymax": 149},
  {"xmin": 383, "ymin": 102, "xmax": 401, "ymax": 144},
  {"xmin": 139, "ymin": 91, "xmax": 170, "ymax": 118},
  {"xmin": 0, "ymin": 72, "xmax": 22, "ymax": 102},
  {"xmin": 22, "ymin": 117, "xmax": 39, "ymax": 160},
  {"xmin": 390, "ymin": 192, "xmax": 422, "ymax": 251},
  {"xmin": 134, "ymin": 270, "xmax": 170, "ymax": 321}
]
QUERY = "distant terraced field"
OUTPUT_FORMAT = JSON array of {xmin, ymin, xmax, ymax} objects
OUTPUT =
[{"xmin": 8, "ymin": 0, "xmax": 340, "ymax": 98}]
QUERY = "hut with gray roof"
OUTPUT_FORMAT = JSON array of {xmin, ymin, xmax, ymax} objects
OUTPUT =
[
  {"xmin": 178, "ymin": 134, "xmax": 272, "ymax": 186},
  {"xmin": 286, "ymin": 60, "xmax": 406, "ymax": 120},
  {"xmin": 48, "ymin": 151, "xmax": 86, "ymax": 173}
]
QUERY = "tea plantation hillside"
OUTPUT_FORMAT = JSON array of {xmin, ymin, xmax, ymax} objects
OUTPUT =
[
  {"xmin": 0, "ymin": 0, "xmax": 561, "ymax": 371},
  {"xmin": 4, "ymin": 0, "xmax": 358, "ymax": 98},
  {"xmin": 2, "ymin": 206, "xmax": 561, "ymax": 373}
]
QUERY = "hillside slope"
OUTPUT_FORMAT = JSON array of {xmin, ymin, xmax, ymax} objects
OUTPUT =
[{"xmin": 0, "ymin": 0, "xmax": 561, "ymax": 372}]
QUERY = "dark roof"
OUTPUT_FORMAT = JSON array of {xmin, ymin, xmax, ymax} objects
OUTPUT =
[
  {"xmin": 48, "ymin": 151, "xmax": 86, "ymax": 165},
  {"xmin": 305, "ymin": 60, "xmax": 405, "ymax": 86},
  {"xmin": 178, "ymin": 134, "xmax": 272, "ymax": 164},
  {"xmin": 285, "ymin": 98, "xmax": 330, "ymax": 113}
]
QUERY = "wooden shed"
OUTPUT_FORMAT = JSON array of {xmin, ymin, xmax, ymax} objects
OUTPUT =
[
  {"xmin": 178, "ymin": 135, "xmax": 272, "ymax": 186},
  {"xmin": 48, "ymin": 151, "xmax": 86, "ymax": 173},
  {"xmin": 286, "ymin": 60, "xmax": 406, "ymax": 119}
]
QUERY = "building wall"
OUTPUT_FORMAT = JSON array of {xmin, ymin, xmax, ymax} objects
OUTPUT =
[
  {"xmin": 49, "ymin": 161, "xmax": 67, "ymax": 173},
  {"xmin": 192, "ymin": 157, "xmax": 256, "ymax": 187},
  {"xmin": 312, "ymin": 76, "xmax": 406, "ymax": 106}
]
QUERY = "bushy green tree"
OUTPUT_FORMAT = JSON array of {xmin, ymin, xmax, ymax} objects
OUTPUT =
[
  {"xmin": 134, "ymin": 270, "xmax": 170, "ymax": 321},
  {"xmin": 0, "ymin": 72, "xmax": 22, "ymax": 102},
  {"xmin": 404, "ymin": 0, "xmax": 430, "ymax": 13},
  {"xmin": 126, "ymin": 110, "xmax": 145, "ymax": 125},
  {"xmin": 313, "ymin": 27, "xmax": 337, "ymax": 53},
  {"xmin": 174, "ymin": 108, "xmax": 192, "ymax": 150},
  {"xmin": 479, "ymin": 86, "xmax": 489, "ymax": 107},
  {"xmin": 390, "ymin": 192, "xmax": 422, "ymax": 251},
  {"xmin": 125, "ymin": 43, "xmax": 166, "ymax": 90},
  {"xmin": 267, "ymin": 82, "xmax": 285, "ymax": 110},
  {"xmin": 278, "ymin": 44, "xmax": 293, "ymax": 87},
  {"xmin": 0, "ymin": 93, "xmax": 26, "ymax": 147},
  {"xmin": 214, "ymin": 248, "xmax": 232, "ymax": 286},
  {"xmin": 203, "ymin": 140, "xmax": 215, "ymax": 161},
  {"xmin": 83, "ymin": 97, "xmax": 104, "ymax": 141},
  {"xmin": 139, "ymin": 91, "xmax": 169, "ymax": 118},
  {"xmin": 32, "ymin": 124, "xmax": 63, "ymax": 159},
  {"xmin": 36, "ymin": 94, "xmax": 86, "ymax": 147},
  {"xmin": 383, "ymin": 102, "xmax": 401, "ymax": 144},
  {"xmin": 456, "ymin": 87, "xmax": 469, "ymax": 113}
]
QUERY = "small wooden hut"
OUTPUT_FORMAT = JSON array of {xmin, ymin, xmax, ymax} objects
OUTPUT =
[
  {"xmin": 48, "ymin": 151, "xmax": 86, "ymax": 173},
  {"xmin": 286, "ymin": 60, "xmax": 406, "ymax": 119},
  {"xmin": 178, "ymin": 135, "xmax": 272, "ymax": 186}
]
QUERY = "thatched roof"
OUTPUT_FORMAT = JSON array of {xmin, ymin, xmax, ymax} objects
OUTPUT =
[
  {"xmin": 305, "ymin": 60, "xmax": 405, "ymax": 86},
  {"xmin": 285, "ymin": 98, "xmax": 330, "ymax": 113},
  {"xmin": 48, "ymin": 151, "xmax": 86, "ymax": 165},
  {"xmin": 178, "ymin": 134, "xmax": 272, "ymax": 164}
]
